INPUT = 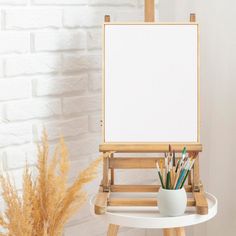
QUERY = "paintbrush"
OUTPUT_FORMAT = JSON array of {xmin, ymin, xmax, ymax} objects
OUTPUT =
[
  {"xmin": 180, "ymin": 158, "xmax": 196, "ymax": 189},
  {"xmin": 156, "ymin": 161, "xmax": 165, "ymax": 188},
  {"xmin": 175, "ymin": 158, "xmax": 191, "ymax": 189},
  {"xmin": 173, "ymin": 150, "xmax": 176, "ymax": 167}
]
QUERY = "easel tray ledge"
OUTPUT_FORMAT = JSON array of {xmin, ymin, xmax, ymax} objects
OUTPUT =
[{"xmin": 99, "ymin": 143, "xmax": 203, "ymax": 153}]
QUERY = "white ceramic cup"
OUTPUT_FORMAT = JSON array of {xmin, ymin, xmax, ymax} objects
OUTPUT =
[{"xmin": 157, "ymin": 188, "xmax": 187, "ymax": 216}]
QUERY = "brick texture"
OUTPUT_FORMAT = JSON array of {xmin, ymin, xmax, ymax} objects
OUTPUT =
[
  {"xmin": 5, "ymin": 9, "xmax": 62, "ymax": 29},
  {"xmin": 34, "ymin": 30, "xmax": 86, "ymax": 51},
  {"xmin": 33, "ymin": 0, "xmax": 88, "ymax": 5},
  {"xmin": 0, "ymin": 79, "xmax": 30, "ymax": 101},
  {"xmin": 63, "ymin": 7, "xmax": 109, "ymax": 28},
  {"xmin": 33, "ymin": 74, "xmax": 88, "ymax": 96},
  {"xmin": 5, "ymin": 99, "xmax": 62, "ymax": 121},
  {"xmin": 0, "ymin": 32, "xmax": 30, "ymax": 53},
  {"xmin": 0, "ymin": 123, "xmax": 32, "ymax": 147},
  {"xmin": 6, "ymin": 53, "xmax": 62, "ymax": 76},
  {"xmin": 0, "ymin": 0, "xmax": 27, "ymax": 5}
]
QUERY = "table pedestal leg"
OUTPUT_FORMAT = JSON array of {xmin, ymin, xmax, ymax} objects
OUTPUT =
[
  {"xmin": 163, "ymin": 228, "xmax": 175, "ymax": 236},
  {"xmin": 107, "ymin": 224, "xmax": 119, "ymax": 236},
  {"xmin": 175, "ymin": 227, "xmax": 185, "ymax": 236},
  {"xmin": 107, "ymin": 226, "xmax": 185, "ymax": 236},
  {"xmin": 163, "ymin": 228, "xmax": 185, "ymax": 236}
]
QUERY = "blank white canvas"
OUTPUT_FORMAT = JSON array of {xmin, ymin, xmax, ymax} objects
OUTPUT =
[{"xmin": 104, "ymin": 24, "xmax": 198, "ymax": 143}]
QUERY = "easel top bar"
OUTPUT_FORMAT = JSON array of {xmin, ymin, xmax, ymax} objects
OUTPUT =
[
  {"xmin": 103, "ymin": 22, "xmax": 198, "ymax": 25},
  {"xmin": 99, "ymin": 143, "xmax": 202, "ymax": 153}
]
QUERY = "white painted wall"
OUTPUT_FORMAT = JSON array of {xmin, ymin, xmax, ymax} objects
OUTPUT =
[{"xmin": 157, "ymin": 0, "xmax": 236, "ymax": 236}]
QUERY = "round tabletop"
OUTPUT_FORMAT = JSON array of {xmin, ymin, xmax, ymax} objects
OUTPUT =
[{"xmin": 91, "ymin": 192, "xmax": 217, "ymax": 229}]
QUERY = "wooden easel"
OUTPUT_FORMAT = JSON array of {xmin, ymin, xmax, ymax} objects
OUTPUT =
[{"xmin": 95, "ymin": 1, "xmax": 208, "ymax": 235}]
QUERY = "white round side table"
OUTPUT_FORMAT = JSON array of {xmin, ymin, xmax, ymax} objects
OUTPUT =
[{"xmin": 91, "ymin": 192, "xmax": 217, "ymax": 236}]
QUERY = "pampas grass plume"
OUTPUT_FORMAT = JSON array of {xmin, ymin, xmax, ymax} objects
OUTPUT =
[{"xmin": 0, "ymin": 130, "xmax": 101, "ymax": 236}]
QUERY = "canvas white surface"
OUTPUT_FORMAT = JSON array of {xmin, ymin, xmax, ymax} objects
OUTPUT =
[{"xmin": 104, "ymin": 24, "xmax": 198, "ymax": 143}]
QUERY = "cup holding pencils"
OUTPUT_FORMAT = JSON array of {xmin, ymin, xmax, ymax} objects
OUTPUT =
[
  {"xmin": 156, "ymin": 147, "xmax": 195, "ymax": 216},
  {"xmin": 157, "ymin": 188, "xmax": 187, "ymax": 216}
]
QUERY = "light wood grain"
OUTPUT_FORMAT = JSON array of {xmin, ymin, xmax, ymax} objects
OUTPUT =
[
  {"xmin": 109, "ymin": 157, "xmax": 182, "ymax": 169},
  {"xmin": 110, "ymin": 184, "xmax": 192, "ymax": 192},
  {"xmin": 163, "ymin": 228, "xmax": 175, "ymax": 236},
  {"xmin": 110, "ymin": 152, "xmax": 115, "ymax": 185},
  {"xmin": 175, "ymin": 227, "xmax": 186, "ymax": 236},
  {"xmin": 102, "ymin": 15, "xmax": 110, "ymax": 142},
  {"xmin": 109, "ymin": 198, "xmax": 157, "ymax": 206},
  {"xmin": 108, "ymin": 197, "xmax": 195, "ymax": 207},
  {"xmin": 188, "ymin": 169, "xmax": 192, "ymax": 185},
  {"xmin": 107, "ymin": 224, "xmax": 119, "ymax": 236},
  {"xmin": 100, "ymin": 144, "xmax": 203, "ymax": 152},
  {"xmin": 94, "ymin": 192, "xmax": 109, "ymax": 215},
  {"xmin": 103, "ymin": 153, "xmax": 109, "ymax": 191},
  {"xmin": 194, "ymin": 192, "xmax": 208, "ymax": 215},
  {"xmin": 189, "ymin": 13, "xmax": 201, "ymax": 143},
  {"xmin": 190, "ymin": 13, "xmax": 196, "ymax": 22},
  {"xmin": 145, "ymin": 0, "xmax": 155, "ymax": 22},
  {"xmin": 111, "ymin": 184, "xmax": 159, "ymax": 192},
  {"xmin": 105, "ymin": 15, "xmax": 110, "ymax": 22},
  {"xmin": 193, "ymin": 155, "xmax": 200, "ymax": 191}
]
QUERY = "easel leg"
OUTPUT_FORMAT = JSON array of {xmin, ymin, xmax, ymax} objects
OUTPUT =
[
  {"xmin": 175, "ymin": 227, "xmax": 186, "ymax": 236},
  {"xmin": 163, "ymin": 228, "xmax": 175, "ymax": 236},
  {"xmin": 103, "ymin": 152, "xmax": 109, "ymax": 191},
  {"xmin": 193, "ymin": 155, "xmax": 200, "ymax": 191},
  {"xmin": 107, "ymin": 224, "xmax": 119, "ymax": 236},
  {"xmin": 163, "ymin": 228, "xmax": 185, "ymax": 236},
  {"xmin": 110, "ymin": 152, "xmax": 114, "ymax": 185}
]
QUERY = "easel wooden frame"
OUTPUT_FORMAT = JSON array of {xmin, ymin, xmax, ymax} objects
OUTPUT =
[{"xmin": 95, "ymin": 2, "xmax": 208, "ymax": 236}]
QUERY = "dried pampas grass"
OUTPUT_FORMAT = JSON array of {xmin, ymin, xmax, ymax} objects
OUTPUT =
[{"xmin": 0, "ymin": 131, "xmax": 101, "ymax": 236}]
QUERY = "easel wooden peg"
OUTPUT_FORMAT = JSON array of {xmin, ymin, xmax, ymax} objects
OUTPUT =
[
  {"xmin": 105, "ymin": 15, "xmax": 110, "ymax": 22},
  {"xmin": 145, "ymin": 0, "xmax": 155, "ymax": 22},
  {"xmin": 190, "ymin": 13, "xmax": 196, "ymax": 22}
]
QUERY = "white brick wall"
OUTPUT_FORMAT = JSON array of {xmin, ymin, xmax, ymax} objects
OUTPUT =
[
  {"xmin": 0, "ymin": 122, "xmax": 32, "ymax": 147},
  {"xmin": 34, "ymin": 30, "xmax": 86, "ymax": 51},
  {"xmin": 0, "ymin": 0, "xmax": 27, "ymax": 5},
  {"xmin": 5, "ymin": 9, "xmax": 62, "ymax": 29},
  {"xmin": 33, "ymin": 74, "xmax": 88, "ymax": 96},
  {"xmin": 5, "ymin": 99, "xmax": 62, "ymax": 121},
  {"xmin": 0, "ymin": 78, "xmax": 31, "ymax": 101},
  {"xmin": 0, "ymin": 1, "xmax": 159, "ymax": 235},
  {"xmin": 0, "ymin": 32, "xmax": 30, "ymax": 53}
]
